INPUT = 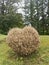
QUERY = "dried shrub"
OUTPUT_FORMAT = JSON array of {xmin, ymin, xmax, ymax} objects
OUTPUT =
[{"xmin": 6, "ymin": 26, "xmax": 40, "ymax": 55}]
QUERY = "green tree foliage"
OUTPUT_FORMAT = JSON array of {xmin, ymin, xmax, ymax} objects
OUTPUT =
[
  {"xmin": 24, "ymin": 0, "xmax": 49, "ymax": 35},
  {"xmin": 0, "ymin": 13, "xmax": 23, "ymax": 34},
  {"xmin": 0, "ymin": 0, "xmax": 24, "ymax": 34}
]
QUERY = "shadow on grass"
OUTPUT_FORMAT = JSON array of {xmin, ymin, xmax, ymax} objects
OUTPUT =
[{"xmin": 7, "ymin": 49, "xmax": 40, "ymax": 65}]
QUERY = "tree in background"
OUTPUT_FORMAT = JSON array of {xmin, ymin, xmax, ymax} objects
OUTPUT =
[
  {"xmin": 24, "ymin": 0, "xmax": 49, "ymax": 35},
  {"xmin": 24, "ymin": 0, "xmax": 30, "ymax": 23},
  {"xmin": 0, "ymin": 0, "xmax": 24, "ymax": 34},
  {"xmin": 29, "ymin": 0, "xmax": 35, "ymax": 26},
  {"xmin": 0, "ymin": 0, "xmax": 21, "ymax": 14},
  {"xmin": 46, "ymin": 0, "xmax": 49, "ymax": 34},
  {"xmin": 0, "ymin": 0, "xmax": 49, "ymax": 35},
  {"xmin": 24, "ymin": 0, "xmax": 35, "ymax": 26}
]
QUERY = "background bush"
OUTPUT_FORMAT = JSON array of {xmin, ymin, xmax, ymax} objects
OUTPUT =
[{"xmin": 0, "ymin": 14, "xmax": 24, "ymax": 35}]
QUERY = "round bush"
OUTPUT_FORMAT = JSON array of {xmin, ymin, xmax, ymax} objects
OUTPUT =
[{"xmin": 6, "ymin": 26, "xmax": 40, "ymax": 55}]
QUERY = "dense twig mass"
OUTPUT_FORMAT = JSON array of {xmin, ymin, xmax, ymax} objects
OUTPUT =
[{"xmin": 6, "ymin": 26, "xmax": 40, "ymax": 55}]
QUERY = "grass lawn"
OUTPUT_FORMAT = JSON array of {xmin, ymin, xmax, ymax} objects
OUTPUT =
[{"xmin": 0, "ymin": 34, "xmax": 49, "ymax": 65}]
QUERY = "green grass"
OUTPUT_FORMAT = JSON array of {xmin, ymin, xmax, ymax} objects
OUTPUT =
[
  {"xmin": 0, "ymin": 34, "xmax": 49, "ymax": 65},
  {"xmin": 0, "ymin": 34, "xmax": 6, "ymax": 40}
]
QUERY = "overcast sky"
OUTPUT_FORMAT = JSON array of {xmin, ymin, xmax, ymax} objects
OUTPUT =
[{"xmin": 17, "ymin": 0, "xmax": 24, "ymax": 15}]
